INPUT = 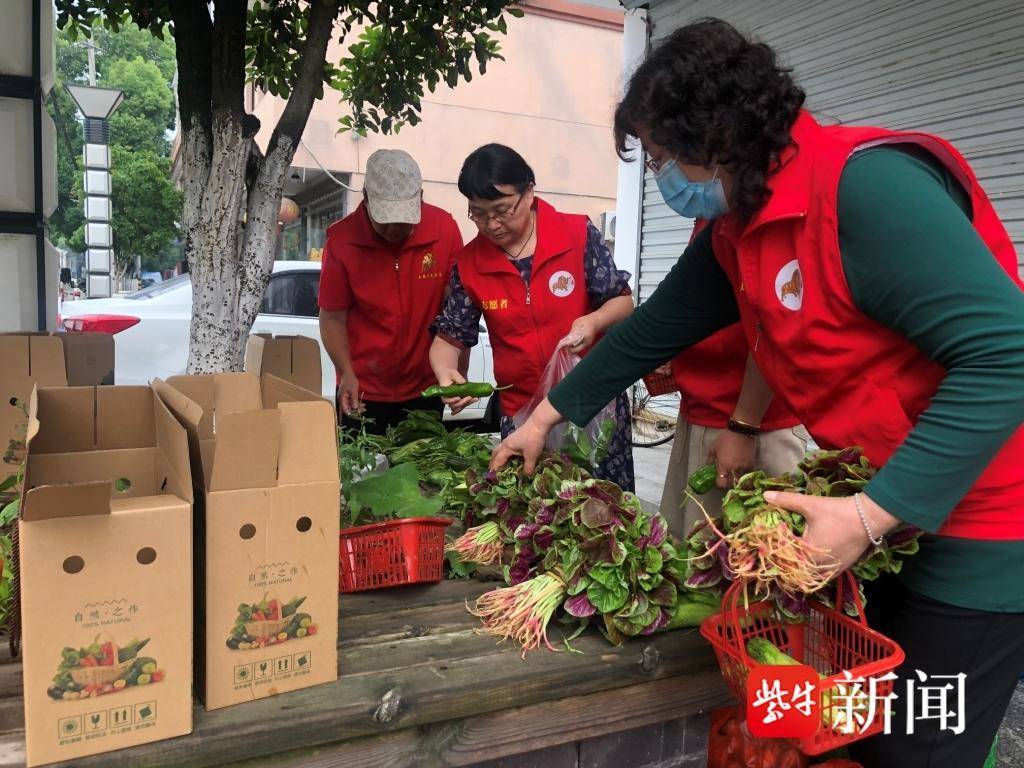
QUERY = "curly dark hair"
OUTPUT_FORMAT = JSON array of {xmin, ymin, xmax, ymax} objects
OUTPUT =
[{"xmin": 614, "ymin": 18, "xmax": 805, "ymax": 219}]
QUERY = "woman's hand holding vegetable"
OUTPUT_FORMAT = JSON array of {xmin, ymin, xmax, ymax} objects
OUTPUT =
[
  {"xmin": 490, "ymin": 397, "xmax": 563, "ymax": 474},
  {"xmin": 764, "ymin": 490, "xmax": 901, "ymax": 574},
  {"xmin": 435, "ymin": 369, "xmax": 477, "ymax": 415},
  {"xmin": 707, "ymin": 430, "xmax": 756, "ymax": 489}
]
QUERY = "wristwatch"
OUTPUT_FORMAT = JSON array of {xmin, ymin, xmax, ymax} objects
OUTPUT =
[{"xmin": 726, "ymin": 417, "xmax": 760, "ymax": 438}]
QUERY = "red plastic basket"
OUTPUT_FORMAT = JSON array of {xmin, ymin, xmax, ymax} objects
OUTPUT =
[
  {"xmin": 642, "ymin": 370, "xmax": 679, "ymax": 397},
  {"xmin": 700, "ymin": 574, "xmax": 905, "ymax": 755},
  {"xmin": 339, "ymin": 517, "xmax": 452, "ymax": 593}
]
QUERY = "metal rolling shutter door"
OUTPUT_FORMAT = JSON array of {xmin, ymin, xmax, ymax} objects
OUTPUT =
[{"xmin": 635, "ymin": 0, "xmax": 1024, "ymax": 301}]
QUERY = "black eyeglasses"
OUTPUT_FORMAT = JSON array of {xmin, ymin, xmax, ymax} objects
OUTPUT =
[{"xmin": 468, "ymin": 193, "xmax": 523, "ymax": 224}]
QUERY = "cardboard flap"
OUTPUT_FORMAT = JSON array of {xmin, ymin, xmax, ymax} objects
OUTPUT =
[
  {"xmin": 0, "ymin": 335, "xmax": 31, "ymax": 379},
  {"xmin": 213, "ymin": 372, "xmax": 263, "ymax": 416},
  {"xmin": 242, "ymin": 335, "xmax": 267, "ymax": 380},
  {"xmin": 208, "ymin": 409, "xmax": 280, "ymax": 491},
  {"xmin": 28, "ymin": 336, "xmax": 68, "ymax": 387},
  {"xmin": 96, "ymin": 386, "xmax": 156, "ymax": 448},
  {"xmin": 290, "ymin": 337, "xmax": 322, "ymax": 395},
  {"xmin": 31, "ymin": 387, "xmax": 96, "ymax": 454},
  {"xmin": 152, "ymin": 390, "xmax": 193, "ymax": 503},
  {"xmin": 260, "ymin": 373, "xmax": 328, "ymax": 407},
  {"xmin": 246, "ymin": 335, "xmax": 322, "ymax": 395},
  {"xmin": 25, "ymin": 385, "xmax": 40, "ymax": 445},
  {"xmin": 59, "ymin": 332, "xmax": 115, "ymax": 386},
  {"xmin": 163, "ymin": 375, "xmax": 216, "ymax": 438},
  {"xmin": 21, "ymin": 481, "xmax": 111, "ymax": 521},
  {"xmin": 152, "ymin": 378, "xmax": 203, "ymax": 434},
  {"xmin": 276, "ymin": 400, "xmax": 338, "ymax": 484}
]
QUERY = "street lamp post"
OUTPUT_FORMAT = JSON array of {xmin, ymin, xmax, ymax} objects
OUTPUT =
[{"xmin": 66, "ymin": 76, "xmax": 122, "ymax": 298}]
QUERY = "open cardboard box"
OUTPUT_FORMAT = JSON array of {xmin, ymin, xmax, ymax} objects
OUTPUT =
[
  {"xmin": 18, "ymin": 385, "xmax": 193, "ymax": 767},
  {"xmin": 244, "ymin": 334, "xmax": 321, "ymax": 396},
  {"xmin": 1, "ymin": 333, "xmax": 114, "ymax": 481},
  {"xmin": 154, "ymin": 372, "xmax": 339, "ymax": 710}
]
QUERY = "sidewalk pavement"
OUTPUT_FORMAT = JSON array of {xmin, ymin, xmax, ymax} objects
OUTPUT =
[{"xmin": 633, "ymin": 442, "xmax": 673, "ymax": 513}]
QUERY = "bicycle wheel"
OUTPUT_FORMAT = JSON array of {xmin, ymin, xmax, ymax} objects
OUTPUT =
[{"xmin": 630, "ymin": 379, "xmax": 680, "ymax": 448}]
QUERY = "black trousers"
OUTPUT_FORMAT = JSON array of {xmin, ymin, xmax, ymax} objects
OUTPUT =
[
  {"xmin": 338, "ymin": 395, "xmax": 444, "ymax": 435},
  {"xmin": 849, "ymin": 574, "xmax": 1024, "ymax": 768}
]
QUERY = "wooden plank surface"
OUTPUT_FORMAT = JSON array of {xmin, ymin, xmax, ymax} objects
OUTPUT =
[
  {"xmin": 0, "ymin": 580, "xmax": 722, "ymax": 768},
  {"xmin": 221, "ymin": 672, "xmax": 732, "ymax": 768}
]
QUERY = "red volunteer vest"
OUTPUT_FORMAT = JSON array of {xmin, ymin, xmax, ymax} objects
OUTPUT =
[
  {"xmin": 671, "ymin": 324, "xmax": 798, "ymax": 430},
  {"xmin": 671, "ymin": 221, "xmax": 799, "ymax": 430},
  {"xmin": 457, "ymin": 198, "xmax": 589, "ymax": 417},
  {"xmin": 711, "ymin": 110, "xmax": 1024, "ymax": 540},
  {"xmin": 321, "ymin": 202, "xmax": 460, "ymax": 401}
]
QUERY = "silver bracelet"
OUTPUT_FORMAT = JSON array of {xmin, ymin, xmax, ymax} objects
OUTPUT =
[{"xmin": 854, "ymin": 493, "xmax": 884, "ymax": 547}]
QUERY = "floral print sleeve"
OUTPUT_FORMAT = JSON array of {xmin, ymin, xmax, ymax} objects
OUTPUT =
[
  {"xmin": 584, "ymin": 221, "xmax": 632, "ymax": 310},
  {"xmin": 430, "ymin": 264, "xmax": 482, "ymax": 349}
]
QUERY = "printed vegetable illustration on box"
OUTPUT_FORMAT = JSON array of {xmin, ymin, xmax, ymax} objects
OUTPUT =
[
  {"xmin": 226, "ymin": 594, "xmax": 317, "ymax": 650},
  {"xmin": 48, "ymin": 637, "xmax": 163, "ymax": 700}
]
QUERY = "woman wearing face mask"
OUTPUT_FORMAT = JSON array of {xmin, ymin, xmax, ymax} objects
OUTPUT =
[
  {"xmin": 492, "ymin": 19, "xmax": 1024, "ymax": 768},
  {"xmin": 429, "ymin": 143, "xmax": 636, "ymax": 490}
]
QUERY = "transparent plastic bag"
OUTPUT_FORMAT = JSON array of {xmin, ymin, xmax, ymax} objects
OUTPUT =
[{"xmin": 512, "ymin": 345, "xmax": 617, "ymax": 473}]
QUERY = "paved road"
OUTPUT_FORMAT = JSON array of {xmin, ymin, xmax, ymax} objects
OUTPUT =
[
  {"xmin": 633, "ymin": 442, "xmax": 672, "ymax": 512},
  {"xmin": 629, "ymin": 438, "xmax": 1022, "ymax": 765}
]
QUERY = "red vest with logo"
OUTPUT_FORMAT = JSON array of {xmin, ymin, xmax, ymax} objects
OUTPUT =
[
  {"xmin": 457, "ymin": 198, "xmax": 590, "ymax": 417},
  {"xmin": 711, "ymin": 111, "xmax": 1024, "ymax": 540},
  {"xmin": 670, "ymin": 220, "xmax": 798, "ymax": 429},
  {"xmin": 320, "ymin": 202, "xmax": 461, "ymax": 401}
]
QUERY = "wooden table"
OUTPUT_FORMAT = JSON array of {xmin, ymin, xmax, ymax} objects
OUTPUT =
[{"xmin": 0, "ymin": 580, "xmax": 730, "ymax": 767}]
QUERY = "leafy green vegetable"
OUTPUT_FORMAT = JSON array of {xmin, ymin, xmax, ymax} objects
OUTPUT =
[
  {"xmin": 346, "ymin": 463, "xmax": 443, "ymax": 526},
  {"xmin": 587, "ymin": 577, "xmax": 628, "ymax": 614},
  {"xmin": 338, "ymin": 422, "xmax": 388, "ymax": 499},
  {"xmin": 683, "ymin": 446, "xmax": 923, "ymax": 621}
]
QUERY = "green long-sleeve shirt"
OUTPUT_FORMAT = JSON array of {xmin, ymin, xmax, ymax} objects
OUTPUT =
[{"xmin": 550, "ymin": 147, "xmax": 1024, "ymax": 612}]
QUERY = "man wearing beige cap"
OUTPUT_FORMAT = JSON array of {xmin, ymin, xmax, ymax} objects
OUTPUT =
[{"xmin": 319, "ymin": 149, "xmax": 464, "ymax": 433}]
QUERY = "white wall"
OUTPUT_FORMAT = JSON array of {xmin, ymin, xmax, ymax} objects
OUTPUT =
[{"xmin": 611, "ymin": 7, "xmax": 648, "ymax": 289}]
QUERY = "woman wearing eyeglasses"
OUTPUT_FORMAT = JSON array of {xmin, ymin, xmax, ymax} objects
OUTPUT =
[{"xmin": 428, "ymin": 143, "xmax": 636, "ymax": 490}]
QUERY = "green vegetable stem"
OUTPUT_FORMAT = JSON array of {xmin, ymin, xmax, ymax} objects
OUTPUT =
[{"xmin": 422, "ymin": 382, "xmax": 510, "ymax": 399}]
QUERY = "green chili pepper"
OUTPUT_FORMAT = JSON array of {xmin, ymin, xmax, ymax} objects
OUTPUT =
[
  {"xmin": 422, "ymin": 382, "xmax": 511, "ymax": 399},
  {"xmin": 687, "ymin": 463, "xmax": 718, "ymax": 495}
]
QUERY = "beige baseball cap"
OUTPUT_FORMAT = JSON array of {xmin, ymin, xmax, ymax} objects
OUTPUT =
[{"xmin": 363, "ymin": 149, "xmax": 423, "ymax": 225}]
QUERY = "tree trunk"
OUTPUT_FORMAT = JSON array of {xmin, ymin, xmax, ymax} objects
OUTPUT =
[
  {"xmin": 181, "ymin": 113, "xmax": 297, "ymax": 373},
  {"xmin": 178, "ymin": 0, "xmax": 338, "ymax": 374}
]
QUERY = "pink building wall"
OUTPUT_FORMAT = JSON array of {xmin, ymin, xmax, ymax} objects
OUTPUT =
[{"xmin": 250, "ymin": 1, "xmax": 625, "ymax": 245}]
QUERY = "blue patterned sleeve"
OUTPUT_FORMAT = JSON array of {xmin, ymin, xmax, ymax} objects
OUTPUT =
[
  {"xmin": 430, "ymin": 264, "xmax": 482, "ymax": 349},
  {"xmin": 584, "ymin": 222, "xmax": 633, "ymax": 309}
]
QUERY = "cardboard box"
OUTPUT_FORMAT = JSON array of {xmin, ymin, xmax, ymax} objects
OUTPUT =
[
  {"xmin": 19, "ymin": 385, "xmax": 193, "ymax": 767},
  {"xmin": 244, "ymin": 334, "xmax": 322, "ymax": 396},
  {"xmin": 1, "ymin": 333, "xmax": 114, "ymax": 475},
  {"xmin": 59, "ymin": 333, "xmax": 116, "ymax": 387},
  {"xmin": 154, "ymin": 372, "xmax": 339, "ymax": 710}
]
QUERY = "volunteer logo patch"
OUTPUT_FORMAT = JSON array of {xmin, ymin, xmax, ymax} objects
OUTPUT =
[
  {"xmin": 418, "ymin": 251, "xmax": 442, "ymax": 280},
  {"xmin": 774, "ymin": 260, "xmax": 803, "ymax": 311},
  {"xmin": 549, "ymin": 270, "xmax": 575, "ymax": 298}
]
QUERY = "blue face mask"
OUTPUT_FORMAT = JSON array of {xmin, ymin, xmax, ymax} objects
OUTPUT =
[{"xmin": 655, "ymin": 159, "xmax": 729, "ymax": 220}]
